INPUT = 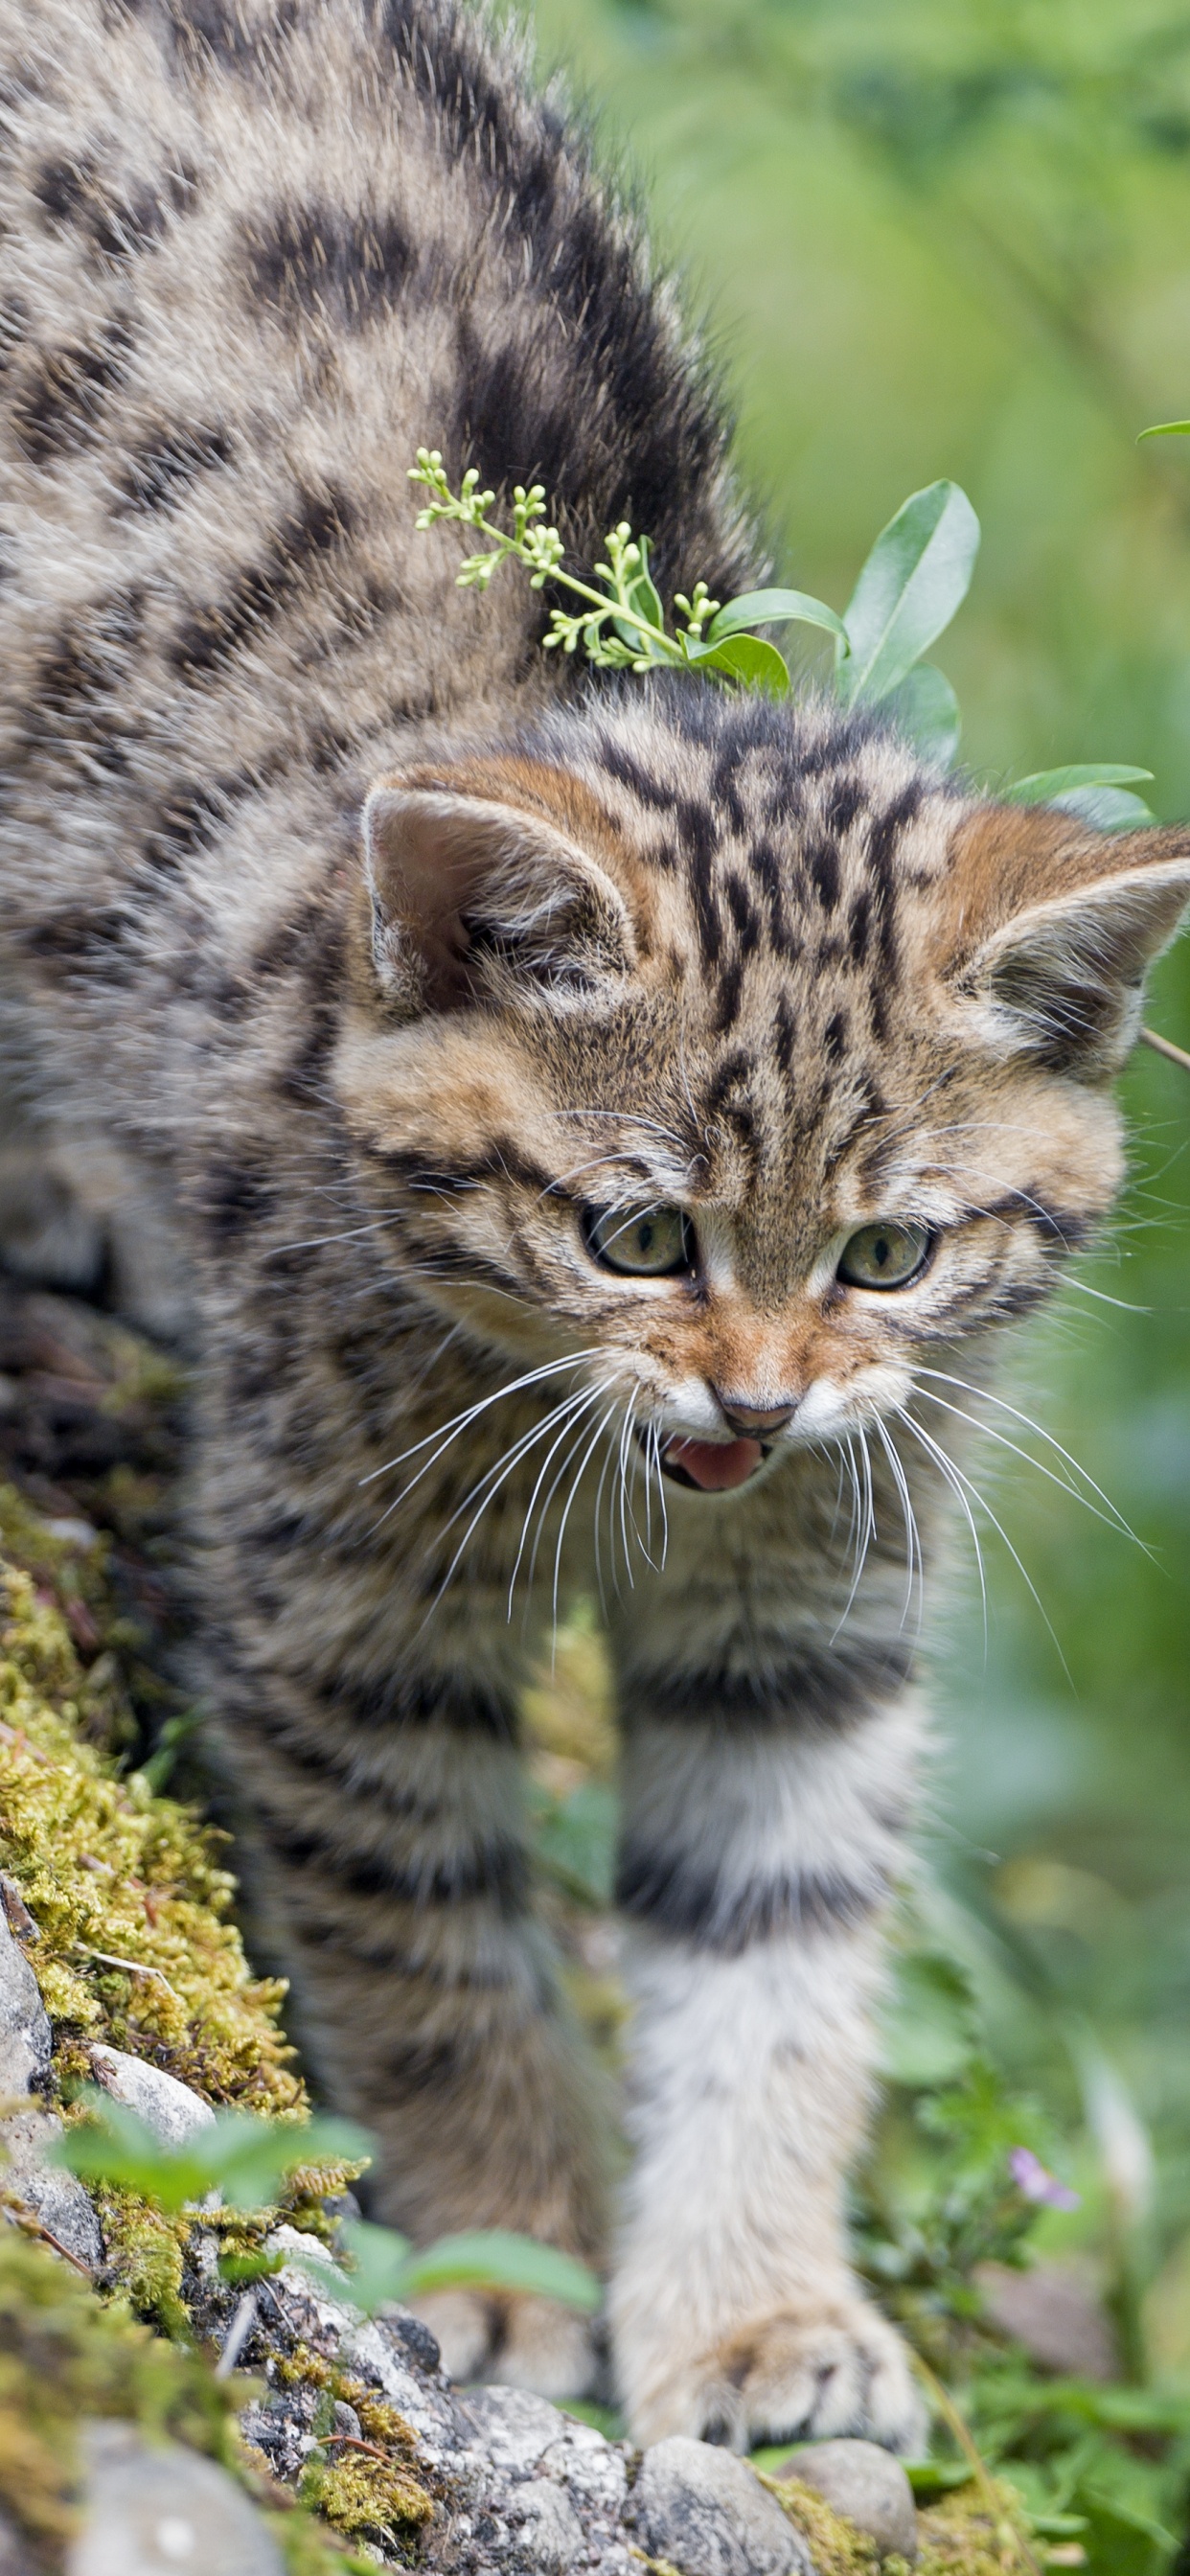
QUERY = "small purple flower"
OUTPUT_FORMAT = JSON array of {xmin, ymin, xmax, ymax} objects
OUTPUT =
[{"xmin": 1009, "ymin": 2146, "xmax": 1081, "ymax": 2210}]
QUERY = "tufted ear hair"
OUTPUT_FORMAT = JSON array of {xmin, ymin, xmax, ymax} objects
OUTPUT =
[
  {"xmin": 946, "ymin": 812, "xmax": 1190, "ymax": 1075},
  {"xmin": 361, "ymin": 772, "xmax": 636, "ymax": 1014}
]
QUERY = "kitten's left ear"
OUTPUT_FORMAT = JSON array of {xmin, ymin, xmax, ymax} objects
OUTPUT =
[
  {"xmin": 360, "ymin": 769, "xmax": 636, "ymax": 1013},
  {"xmin": 949, "ymin": 815, "xmax": 1190, "ymax": 1074}
]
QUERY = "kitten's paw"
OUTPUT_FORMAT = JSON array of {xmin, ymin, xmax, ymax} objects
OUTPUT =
[
  {"xmin": 408, "ymin": 2288, "xmax": 598, "ymax": 2402},
  {"xmin": 623, "ymin": 2296, "xmax": 927, "ymax": 2455}
]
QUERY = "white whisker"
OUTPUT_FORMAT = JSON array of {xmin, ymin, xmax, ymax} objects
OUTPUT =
[
  {"xmin": 894, "ymin": 1403, "xmax": 1071, "ymax": 1675},
  {"xmin": 551, "ymin": 1401, "xmax": 621, "ymax": 1651},
  {"xmin": 362, "ymin": 1347, "xmax": 602, "ymax": 1494},
  {"xmin": 911, "ymin": 1379, "xmax": 1145, "ymax": 1550},
  {"xmin": 874, "ymin": 1416, "xmax": 924, "ymax": 1634},
  {"xmin": 507, "ymin": 1387, "xmax": 609, "ymax": 1615}
]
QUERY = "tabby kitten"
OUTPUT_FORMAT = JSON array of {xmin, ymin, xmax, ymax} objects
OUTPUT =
[{"xmin": 1, "ymin": 0, "xmax": 1186, "ymax": 2452}]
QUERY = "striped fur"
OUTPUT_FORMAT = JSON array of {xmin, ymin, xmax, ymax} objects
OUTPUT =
[{"xmin": 2, "ymin": 0, "xmax": 1189, "ymax": 2450}]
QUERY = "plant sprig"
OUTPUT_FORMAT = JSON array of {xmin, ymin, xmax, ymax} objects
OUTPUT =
[
  {"xmin": 409, "ymin": 446, "xmax": 842, "ymax": 697},
  {"xmin": 410, "ymin": 446, "xmax": 1190, "ymax": 1071}
]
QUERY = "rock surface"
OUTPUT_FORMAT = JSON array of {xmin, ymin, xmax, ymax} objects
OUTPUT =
[
  {"xmin": 87, "ymin": 2044, "xmax": 217, "ymax": 2146},
  {"xmin": 785, "ymin": 2440, "xmax": 919, "ymax": 2563},
  {"xmin": 1, "ymin": 2106, "xmax": 103, "ymax": 2271},
  {"xmin": 629, "ymin": 2435, "xmax": 814, "ymax": 2576},
  {"xmin": 975, "ymin": 2259, "xmax": 1118, "ymax": 2382},
  {"xmin": 67, "ymin": 2423, "xmax": 286, "ymax": 2575},
  {"xmin": 0, "ymin": 1910, "xmax": 50, "ymax": 2098},
  {"xmin": 0, "ymin": 1909, "xmax": 104, "ymax": 2272}
]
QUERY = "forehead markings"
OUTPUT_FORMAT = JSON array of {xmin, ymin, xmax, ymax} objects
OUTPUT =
[{"xmin": 861, "ymin": 779, "xmax": 925, "ymax": 1035}]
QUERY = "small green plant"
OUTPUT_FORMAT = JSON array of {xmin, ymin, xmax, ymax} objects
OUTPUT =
[
  {"xmin": 288, "ymin": 2216, "xmax": 601, "ymax": 2321},
  {"xmin": 410, "ymin": 447, "xmax": 979, "ymax": 734},
  {"xmin": 409, "ymin": 448, "xmax": 1161, "ymax": 819},
  {"xmin": 849, "ymin": 1918, "xmax": 1190, "ymax": 2571},
  {"xmin": 52, "ymin": 2093, "xmax": 601, "ymax": 2318},
  {"xmin": 52, "ymin": 2092, "xmax": 370, "ymax": 2215}
]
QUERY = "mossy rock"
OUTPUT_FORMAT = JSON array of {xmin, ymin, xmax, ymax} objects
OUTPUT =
[{"xmin": 0, "ymin": 1483, "xmax": 301, "ymax": 2114}]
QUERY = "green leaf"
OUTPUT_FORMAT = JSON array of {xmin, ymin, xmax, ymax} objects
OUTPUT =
[
  {"xmin": 880, "ymin": 662, "xmax": 961, "ymax": 769},
  {"xmin": 879, "ymin": 1950, "xmax": 979, "ymax": 2087},
  {"xmin": 398, "ymin": 2229, "xmax": 601, "ymax": 2312},
  {"xmin": 1051, "ymin": 785, "xmax": 1156, "ymax": 832},
  {"xmin": 613, "ymin": 533, "xmax": 667, "ymax": 653},
  {"xmin": 1137, "ymin": 420, "xmax": 1190, "ymax": 439},
  {"xmin": 838, "ymin": 480, "xmax": 980, "ymax": 708},
  {"xmin": 532, "ymin": 1781, "xmax": 616, "ymax": 1909},
  {"xmin": 705, "ymin": 587, "xmax": 847, "ymax": 647},
  {"xmin": 1003, "ymin": 765, "xmax": 1155, "ymax": 805},
  {"xmin": 189, "ymin": 2111, "xmax": 372, "ymax": 2213},
  {"xmin": 51, "ymin": 2094, "xmax": 373, "ymax": 2216},
  {"xmin": 903, "ymin": 2462, "xmax": 978, "ymax": 2497},
  {"xmin": 286, "ymin": 2219, "xmax": 600, "ymax": 2319},
  {"xmin": 686, "ymin": 632, "xmax": 791, "ymax": 696}
]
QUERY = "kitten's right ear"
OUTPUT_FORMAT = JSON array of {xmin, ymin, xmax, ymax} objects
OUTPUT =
[
  {"xmin": 942, "ymin": 806, "xmax": 1190, "ymax": 1076},
  {"xmin": 361, "ymin": 775, "xmax": 635, "ymax": 1013}
]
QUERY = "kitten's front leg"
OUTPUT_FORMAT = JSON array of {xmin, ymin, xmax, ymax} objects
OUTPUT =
[{"xmin": 607, "ymin": 1647, "xmax": 927, "ymax": 2453}]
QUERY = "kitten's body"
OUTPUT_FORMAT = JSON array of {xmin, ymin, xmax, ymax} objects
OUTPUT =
[{"xmin": 2, "ymin": 0, "xmax": 1186, "ymax": 2448}]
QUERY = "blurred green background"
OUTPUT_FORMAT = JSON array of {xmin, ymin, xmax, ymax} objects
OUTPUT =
[{"xmin": 518, "ymin": 0, "xmax": 1190, "ymax": 2380}]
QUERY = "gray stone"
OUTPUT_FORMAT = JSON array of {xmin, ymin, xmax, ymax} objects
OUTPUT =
[
  {"xmin": 513, "ymin": 2479, "xmax": 586, "ymax": 2572},
  {"xmin": 67, "ymin": 2423, "xmax": 285, "ymax": 2575},
  {"xmin": 540, "ymin": 2421, "xmax": 629, "ymax": 2513},
  {"xmin": 631, "ymin": 2437, "xmax": 812, "ymax": 2576},
  {"xmin": 336, "ymin": 2312, "xmax": 458, "ymax": 2457},
  {"xmin": 459, "ymin": 2384, "xmax": 568, "ymax": 2474},
  {"xmin": 974, "ymin": 2261, "xmax": 1117, "ymax": 2383},
  {"xmin": 0, "ymin": 1912, "xmax": 50, "ymax": 2100},
  {"xmin": 784, "ymin": 2441, "xmax": 918, "ymax": 2564},
  {"xmin": 2, "ymin": 2109, "xmax": 103, "ymax": 2272},
  {"xmin": 87, "ymin": 2047, "xmax": 216, "ymax": 2147}
]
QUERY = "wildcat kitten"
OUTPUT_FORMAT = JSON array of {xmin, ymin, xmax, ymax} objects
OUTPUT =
[{"xmin": 1, "ymin": 0, "xmax": 1187, "ymax": 2452}]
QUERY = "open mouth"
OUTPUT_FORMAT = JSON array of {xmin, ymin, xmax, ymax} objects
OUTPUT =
[{"xmin": 656, "ymin": 1433, "xmax": 767, "ymax": 1493}]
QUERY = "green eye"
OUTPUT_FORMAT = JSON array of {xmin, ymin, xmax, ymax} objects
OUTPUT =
[
  {"xmin": 837, "ymin": 1220, "xmax": 931, "ymax": 1291},
  {"xmin": 584, "ymin": 1205, "xmax": 693, "ymax": 1277}
]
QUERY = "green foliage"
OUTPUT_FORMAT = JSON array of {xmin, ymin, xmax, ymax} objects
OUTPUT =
[
  {"xmin": 52, "ymin": 2093, "xmax": 370, "ymax": 2216},
  {"xmin": 288, "ymin": 2215, "xmax": 600, "ymax": 2320},
  {"xmin": 0, "ymin": 2227, "xmax": 246, "ymax": 2557},
  {"xmin": 410, "ymin": 448, "xmax": 1158, "ymax": 828},
  {"xmin": 834, "ymin": 479, "xmax": 979, "ymax": 708},
  {"xmin": 854, "ymin": 1917, "xmax": 1190, "ymax": 2570},
  {"xmin": 410, "ymin": 447, "xmax": 982, "ymax": 721},
  {"xmin": 53, "ymin": 2093, "xmax": 600, "ymax": 2321}
]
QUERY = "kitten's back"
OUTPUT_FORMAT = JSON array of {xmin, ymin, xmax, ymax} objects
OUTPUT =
[{"xmin": 0, "ymin": 0, "xmax": 754, "ymax": 941}]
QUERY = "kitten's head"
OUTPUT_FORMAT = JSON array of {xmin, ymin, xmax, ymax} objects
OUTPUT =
[{"xmin": 335, "ymin": 680, "xmax": 1190, "ymax": 1494}]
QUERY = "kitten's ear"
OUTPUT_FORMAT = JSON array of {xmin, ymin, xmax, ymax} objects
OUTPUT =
[
  {"xmin": 947, "ymin": 811, "xmax": 1190, "ymax": 1074},
  {"xmin": 361, "ymin": 774, "xmax": 635, "ymax": 1012}
]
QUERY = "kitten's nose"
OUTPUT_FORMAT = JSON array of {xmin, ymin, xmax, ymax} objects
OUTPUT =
[{"xmin": 712, "ymin": 1391, "xmax": 799, "ymax": 1437}]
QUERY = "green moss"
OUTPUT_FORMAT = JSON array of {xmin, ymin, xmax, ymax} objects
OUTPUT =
[
  {"xmin": 916, "ymin": 2485, "xmax": 1037, "ymax": 2576},
  {"xmin": 300, "ymin": 2447, "xmax": 434, "ymax": 2546},
  {"xmin": 766, "ymin": 2472, "xmax": 881, "ymax": 2576},
  {"xmin": 92, "ymin": 2186, "xmax": 189, "ymax": 2339},
  {"xmin": 0, "ymin": 1506, "xmax": 302, "ymax": 2113}
]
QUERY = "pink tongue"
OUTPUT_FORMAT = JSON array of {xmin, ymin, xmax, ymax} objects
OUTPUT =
[{"xmin": 664, "ymin": 1435, "xmax": 763, "ymax": 1492}]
